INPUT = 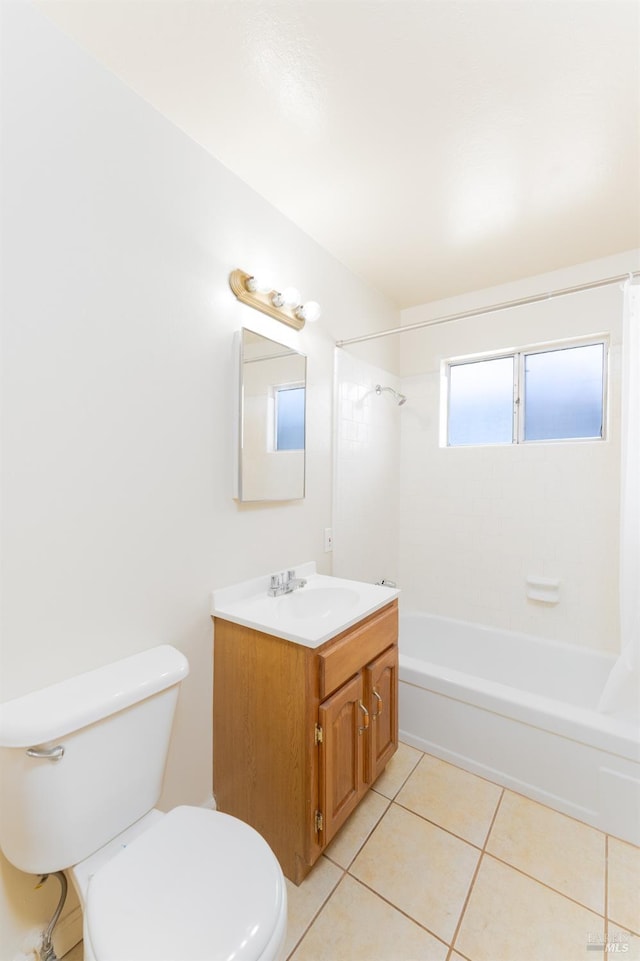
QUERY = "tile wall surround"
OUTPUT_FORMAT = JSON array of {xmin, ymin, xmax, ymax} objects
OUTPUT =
[
  {"xmin": 394, "ymin": 252, "xmax": 640, "ymax": 653},
  {"xmin": 333, "ymin": 349, "xmax": 401, "ymax": 587},
  {"xmin": 397, "ymin": 369, "xmax": 620, "ymax": 649}
]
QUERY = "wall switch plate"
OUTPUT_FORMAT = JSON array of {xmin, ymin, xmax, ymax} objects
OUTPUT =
[{"xmin": 324, "ymin": 528, "xmax": 334, "ymax": 552}]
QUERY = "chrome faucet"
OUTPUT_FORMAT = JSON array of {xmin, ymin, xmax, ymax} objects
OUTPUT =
[{"xmin": 268, "ymin": 570, "xmax": 307, "ymax": 597}]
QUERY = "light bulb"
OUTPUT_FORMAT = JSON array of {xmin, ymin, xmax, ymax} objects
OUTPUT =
[
  {"xmin": 295, "ymin": 301, "xmax": 321, "ymax": 323},
  {"xmin": 281, "ymin": 286, "xmax": 301, "ymax": 308},
  {"xmin": 246, "ymin": 273, "xmax": 273, "ymax": 294}
]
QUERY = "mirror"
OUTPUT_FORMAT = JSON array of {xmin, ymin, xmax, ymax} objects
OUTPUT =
[{"xmin": 237, "ymin": 328, "xmax": 307, "ymax": 501}]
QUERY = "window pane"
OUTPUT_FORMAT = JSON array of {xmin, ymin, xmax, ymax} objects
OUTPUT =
[
  {"xmin": 524, "ymin": 344, "xmax": 604, "ymax": 441},
  {"xmin": 276, "ymin": 386, "xmax": 305, "ymax": 450},
  {"xmin": 448, "ymin": 356, "xmax": 514, "ymax": 446}
]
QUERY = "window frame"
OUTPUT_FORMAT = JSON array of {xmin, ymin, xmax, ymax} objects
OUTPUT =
[{"xmin": 443, "ymin": 335, "xmax": 609, "ymax": 448}]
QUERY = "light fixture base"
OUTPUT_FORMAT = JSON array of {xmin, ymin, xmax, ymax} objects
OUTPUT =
[{"xmin": 229, "ymin": 269, "xmax": 305, "ymax": 330}]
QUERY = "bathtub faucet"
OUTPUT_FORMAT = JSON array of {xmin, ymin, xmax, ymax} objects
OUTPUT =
[{"xmin": 268, "ymin": 570, "xmax": 307, "ymax": 597}]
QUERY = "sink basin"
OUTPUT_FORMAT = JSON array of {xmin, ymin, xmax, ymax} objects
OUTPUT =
[
  {"xmin": 211, "ymin": 563, "xmax": 400, "ymax": 647},
  {"xmin": 275, "ymin": 586, "xmax": 360, "ymax": 621}
]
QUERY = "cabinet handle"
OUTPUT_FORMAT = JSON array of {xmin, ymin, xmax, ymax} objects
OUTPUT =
[
  {"xmin": 358, "ymin": 700, "xmax": 369, "ymax": 734},
  {"xmin": 372, "ymin": 688, "xmax": 383, "ymax": 719}
]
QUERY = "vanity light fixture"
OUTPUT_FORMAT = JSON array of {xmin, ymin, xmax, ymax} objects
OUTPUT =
[{"xmin": 229, "ymin": 268, "xmax": 321, "ymax": 330}]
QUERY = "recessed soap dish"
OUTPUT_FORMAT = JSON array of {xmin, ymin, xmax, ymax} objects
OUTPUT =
[{"xmin": 526, "ymin": 576, "xmax": 560, "ymax": 604}]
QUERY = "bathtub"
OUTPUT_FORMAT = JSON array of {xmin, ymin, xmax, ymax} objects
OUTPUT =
[{"xmin": 398, "ymin": 613, "xmax": 640, "ymax": 845}]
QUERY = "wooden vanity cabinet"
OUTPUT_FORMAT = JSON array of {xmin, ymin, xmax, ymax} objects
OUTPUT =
[{"xmin": 213, "ymin": 599, "xmax": 398, "ymax": 884}]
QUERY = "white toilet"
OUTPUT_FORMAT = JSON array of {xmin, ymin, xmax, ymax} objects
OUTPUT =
[{"xmin": 0, "ymin": 646, "xmax": 287, "ymax": 961}]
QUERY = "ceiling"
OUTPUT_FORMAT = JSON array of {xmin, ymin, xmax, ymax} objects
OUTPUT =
[{"xmin": 36, "ymin": 0, "xmax": 640, "ymax": 308}]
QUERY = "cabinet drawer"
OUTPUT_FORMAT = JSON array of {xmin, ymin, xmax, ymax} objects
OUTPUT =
[{"xmin": 319, "ymin": 602, "xmax": 398, "ymax": 698}]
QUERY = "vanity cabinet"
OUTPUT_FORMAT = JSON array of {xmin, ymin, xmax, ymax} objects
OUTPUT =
[{"xmin": 213, "ymin": 600, "xmax": 398, "ymax": 884}]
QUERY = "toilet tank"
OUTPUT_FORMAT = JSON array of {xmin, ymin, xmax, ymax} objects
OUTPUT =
[{"xmin": 0, "ymin": 645, "xmax": 189, "ymax": 875}]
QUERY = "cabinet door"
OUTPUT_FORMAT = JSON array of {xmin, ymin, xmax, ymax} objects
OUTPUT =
[
  {"xmin": 318, "ymin": 672, "xmax": 367, "ymax": 846},
  {"xmin": 365, "ymin": 645, "xmax": 398, "ymax": 784}
]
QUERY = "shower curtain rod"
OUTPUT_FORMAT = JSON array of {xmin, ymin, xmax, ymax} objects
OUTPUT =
[{"xmin": 336, "ymin": 270, "xmax": 640, "ymax": 347}]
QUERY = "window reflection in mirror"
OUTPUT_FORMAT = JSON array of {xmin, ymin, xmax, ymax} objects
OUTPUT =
[
  {"xmin": 238, "ymin": 328, "xmax": 307, "ymax": 501},
  {"xmin": 275, "ymin": 385, "xmax": 305, "ymax": 451}
]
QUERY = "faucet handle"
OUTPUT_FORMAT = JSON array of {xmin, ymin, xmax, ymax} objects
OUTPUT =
[
  {"xmin": 270, "ymin": 573, "xmax": 282, "ymax": 589},
  {"xmin": 285, "ymin": 569, "xmax": 295, "ymax": 583}
]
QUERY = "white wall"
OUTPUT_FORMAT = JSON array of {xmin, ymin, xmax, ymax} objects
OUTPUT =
[
  {"xmin": 398, "ymin": 251, "xmax": 638, "ymax": 651},
  {"xmin": 0, "ymin": 2, "xmax": 399, "ymax": 955}
]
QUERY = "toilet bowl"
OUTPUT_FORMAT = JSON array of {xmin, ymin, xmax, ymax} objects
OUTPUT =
[
  {"xmin": 76, "ymin": 807, "xmax": 287, "ymax": 961},
  {"xmin": 0, "ymin": 646, "xmax": 287, "ymax": 961}
]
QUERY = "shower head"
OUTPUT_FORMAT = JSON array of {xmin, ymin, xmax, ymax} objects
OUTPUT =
[{"xmin": 375, "ymin": 384, "xmax": 407, "ymax": 406}]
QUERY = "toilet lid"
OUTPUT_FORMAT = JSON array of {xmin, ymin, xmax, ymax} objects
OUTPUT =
[{"xmin": 85, "ymin": 806, "xmax": 286, "ymax": 961}]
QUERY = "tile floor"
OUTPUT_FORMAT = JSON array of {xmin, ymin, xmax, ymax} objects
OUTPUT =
[
  {"xmin": 284, "ymin": 743, "xmax": 640, "ymax": 961},
  {"xmin": 62, "ymin": 742, "xmax": 640, "ymax": 961}
]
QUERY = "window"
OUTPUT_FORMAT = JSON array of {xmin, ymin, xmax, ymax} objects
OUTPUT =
[
  {"xmin": 448, "ymin": 355, "xmax": 515, "ymax": 446},
  {"xmin": 275, "ymin": 385, "xmax": 305, "ymax": 451},
  {"xmin": 523, "ymin": 343, "xmax": 605, "ymax": 441},
  {"xmin": 445, "ymin": 339, "xmax": 607, "ymax": 447}
]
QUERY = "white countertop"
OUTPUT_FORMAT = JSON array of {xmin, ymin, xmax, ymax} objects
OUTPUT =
[{"xmin": 211, "ymin": 562, "xmax": 399, "ymax": 648}]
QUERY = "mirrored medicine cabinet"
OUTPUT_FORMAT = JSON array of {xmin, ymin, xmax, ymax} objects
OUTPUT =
[{"xmin": 236, "ymin": 328, "xmax": 307, "ymax": 502}]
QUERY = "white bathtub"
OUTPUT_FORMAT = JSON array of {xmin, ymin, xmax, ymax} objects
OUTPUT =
[{"xmin": 398, "ymin": 613, "xmax": 640, "ymax": 845}]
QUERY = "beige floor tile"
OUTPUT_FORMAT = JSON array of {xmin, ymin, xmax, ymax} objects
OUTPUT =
[
  {"xmin": 396, "ymin": 754, "xmax": 501, "ymax": 847},
  {"xmin": 284, "ymin": 856, "xmax": 343, "ymax": 959},
  {"xmin": 324, "ymin": 788, "xmax": 390, "ymax": 869},
  {"xmin": 608, "ymin": 837, "xmax": 640, "ymax": 934},
  {"xmin": 455, "ymin": 855, "xmax": 604, "ymax": 961},
  {"xmin": 350, "ymin": 802, "xmax": 479, "ymax": 944},
  {"xmin": 486, "ymin": 790, "xmax": 605, "ymax": 913},
  {"xmin": 289, "ymin": 874, "xmax": 448, "ymax": 961},
  {"xmin": 372, "ymin": 741, "xmax": 423, "ymax": 800}
]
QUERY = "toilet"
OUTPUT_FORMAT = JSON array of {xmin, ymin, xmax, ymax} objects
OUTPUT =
[{"xmin": 0, "ymin": 646, "xmax": 287, "ymax": 961}]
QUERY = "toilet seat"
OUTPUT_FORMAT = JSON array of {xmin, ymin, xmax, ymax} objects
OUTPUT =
[{"xmin": 84, "ymin": 806, "xmax": 287, "ymax": 961}]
